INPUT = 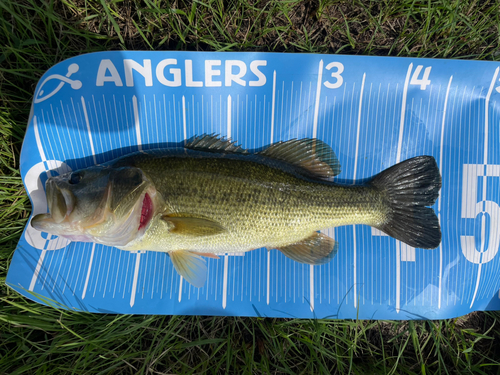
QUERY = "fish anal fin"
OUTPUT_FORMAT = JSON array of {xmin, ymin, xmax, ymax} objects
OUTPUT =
[
  {"xmin": 162, "ymin": 214, "xmax": 225, "ymax": 237},
  {"xmin": 274, "ymin": 232, "xmax": 338, "ymax": 265},
  {"xmin": 169, "ymin": 250, "xmax": 207, "ymax": 288},
  {"xmin": 258, "ymin": 139, "xmax": 341, "ymax": 180}
]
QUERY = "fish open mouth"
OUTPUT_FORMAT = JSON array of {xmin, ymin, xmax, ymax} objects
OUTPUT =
[
  {"xmin": 31, "ymin": 180, "xmax": 77, "ymax": 233},
  {"xmin": 32, "ymin": 176, "xmax": 156, "ymax": 246},
  {"xmin": 138, "ymin": 193, "xmax": 153, "ymax": 231}
]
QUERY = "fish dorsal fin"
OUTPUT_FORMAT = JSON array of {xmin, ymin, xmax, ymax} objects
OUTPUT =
[
  {"xmin": 162, "ymin": 214, "xmax": 226, "ymax": 237},
  {"xmin": 272, "ymin": 232, "xmax": 338, "ymax": 265},
  {"xmin": 185, "ymin": 134, "xmax": 247, "ymax": 154},
  {"xmin": 169, "ymin": 250, "xmax": 207, "ymax": 288},
  {"xmin": 258, "ymin": 139, "xmax": 341, "ymax": 180}
]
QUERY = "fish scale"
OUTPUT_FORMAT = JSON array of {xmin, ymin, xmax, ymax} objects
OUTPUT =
[{"xmin": 122, "ymin": 153, "xmax": 387, "ymax": 253}]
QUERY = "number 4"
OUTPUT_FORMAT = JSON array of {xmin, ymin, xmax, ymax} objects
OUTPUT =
[{"xmin": 410, "ymin": 65, "xmax": 432, "ymax": 90}]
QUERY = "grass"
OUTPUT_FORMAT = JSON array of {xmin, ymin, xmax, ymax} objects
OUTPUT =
[{"xmin": 1, "ymin": 0, "xmax": 500, "ymax": 373}]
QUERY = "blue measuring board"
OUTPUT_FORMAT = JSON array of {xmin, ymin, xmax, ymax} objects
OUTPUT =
[{"xmin": 7, "ymin": 51, "xmax": 500, "ymax": 319}]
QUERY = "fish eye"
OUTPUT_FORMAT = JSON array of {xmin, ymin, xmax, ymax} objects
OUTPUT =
[{"xmin": 69, "ymin": 172, "xmax": 83, "ymax": 185}]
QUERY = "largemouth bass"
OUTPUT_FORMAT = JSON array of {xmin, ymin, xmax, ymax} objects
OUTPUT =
[{"xmin": 32, "ymin": 135, "xmax": 441, "ymax": 287}]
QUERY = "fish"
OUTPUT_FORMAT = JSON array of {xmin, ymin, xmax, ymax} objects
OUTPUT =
[{"xmin": 31, "ymin": 135, "xmax": 442, "ymax": 287}]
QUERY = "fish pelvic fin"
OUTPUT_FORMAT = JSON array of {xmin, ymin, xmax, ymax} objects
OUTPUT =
[
  {"xmin": 371, "ymin": 156, "xmax": 442, "ymax": 249},
  {"xmin": 273, "ymin": 232, "xmax": 338, "ymax": 265},
  {"xmin": 169, "ymin": 250, "xmax": 207, "ymax": 288}
]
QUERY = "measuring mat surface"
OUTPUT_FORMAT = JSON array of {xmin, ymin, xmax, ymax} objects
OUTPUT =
[{"xmin": 7, "ymin": 51, "xmax": 500, "ymax": 319}]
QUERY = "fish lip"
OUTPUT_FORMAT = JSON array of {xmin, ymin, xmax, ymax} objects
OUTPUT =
[
  {"xmin": 31, "ymin": 213, "xmax": 53, "ymax": 231},
  {"xmin": 46, "ymin": 179, "xmax": 75, "ymax": 223},
  {"xmin": 60, "ymin": 188, "xmax": 75, "ymax": 215}
]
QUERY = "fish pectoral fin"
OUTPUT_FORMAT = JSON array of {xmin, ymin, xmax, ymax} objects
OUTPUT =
[
  {"xmin": 273, "ymin": 232, "xmax": 338, "ymax": 265},
  {"xmin": 169, "ymin": 250, "xmax": 207, "ymax": 288},
  {"xmin": 162, "ymin": 215, "xmax": 226, "ymax": 237}
]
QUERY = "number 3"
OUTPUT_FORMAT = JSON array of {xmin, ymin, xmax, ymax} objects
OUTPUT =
[{"xmin": 323, "ymin": 62, "xmax": 344, "ymax": 89}]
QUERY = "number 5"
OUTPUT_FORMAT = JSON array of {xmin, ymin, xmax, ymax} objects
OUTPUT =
[{"xmin": 461, "ymin": 164, "xmax": 500, "ymax": 264}]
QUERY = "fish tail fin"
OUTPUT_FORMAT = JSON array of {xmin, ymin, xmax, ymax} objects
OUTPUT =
[{"xmin": 370, "ymin": 156, "xmax": 442, "ymax": 249}]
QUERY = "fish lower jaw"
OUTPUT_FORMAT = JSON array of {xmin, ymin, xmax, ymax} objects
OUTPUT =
[{"xmin": 59, "ymin": 234, "xmax": 95, "ymax": 242}]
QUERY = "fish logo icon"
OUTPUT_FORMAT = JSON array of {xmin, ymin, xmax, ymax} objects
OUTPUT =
[{"xmin": 34, "ymin": 63, "xmax": 82, "ymax": 103}]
